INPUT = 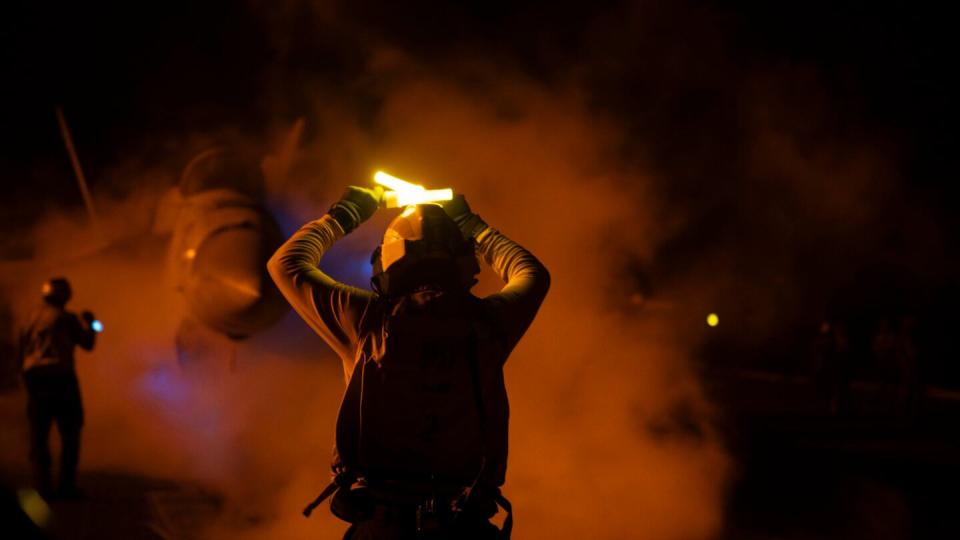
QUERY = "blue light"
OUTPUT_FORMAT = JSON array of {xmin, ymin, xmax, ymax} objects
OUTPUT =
[
  {"xmin": 138, "ymin": 366, "xmax": 189, "ymax": 405},
  {"xmin": 91, "ymin": 320, "xmax": 104, "ymax": 333}
]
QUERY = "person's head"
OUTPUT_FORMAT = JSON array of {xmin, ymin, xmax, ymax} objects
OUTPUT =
[
  {"xmin": 42, "ymin": 277, "xmax": 72, "ymax": 307},
  {"xmin": 371, "ymin": 204, "xmax": 479, "ymax": 297}
]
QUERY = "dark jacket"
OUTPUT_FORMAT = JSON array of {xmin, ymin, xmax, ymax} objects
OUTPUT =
[
  {"xmin": 19, "ymin": 305, "xmax": 95, "ymax": 376},
  {"xmin": 268, "ymin": 213, "xmax": 549, "ymax": 486}
]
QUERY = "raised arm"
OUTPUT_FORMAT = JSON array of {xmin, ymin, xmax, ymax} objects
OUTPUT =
[
  {"xmin": 267, "ymin": 187, "xmax": 382, "ymax": 366},
  {"xmin": 74, "ymin": 311, "xmax": 97, "ymax": 351},
  {"xmin": 442, "ymin": 195, "xmax": 550, "ymax": 352}
]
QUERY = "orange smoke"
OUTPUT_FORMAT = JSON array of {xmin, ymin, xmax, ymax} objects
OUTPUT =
[
  {"xmin": 1, "ymin": 65, "xmax": 730, "ymax": 540},
  {"xmin": 0, "ymin": 31, "xmax": 743, "ymax": 540},
  {"xmin": 243, "ymin": 65, "xmax": 731, "ymax": 539}
]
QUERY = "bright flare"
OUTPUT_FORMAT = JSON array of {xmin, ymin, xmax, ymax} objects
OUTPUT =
[
  {"xmin": 374, "ymin": 171, "xmax": 425, "ymax": 193},
  {"xmin": 92, "ymin": 320, "xmax": 104, "ymax": 333},
  {"xmin": 386, "ymin": 188, "xmax": 454, "ymax": 207},
  {"xmin": 707, "ymin": 313, "xmax": 719, "ymax": 327},
  {"xmin": 374, "ymin": 171, "xmax": 453, "ymax": 208}
]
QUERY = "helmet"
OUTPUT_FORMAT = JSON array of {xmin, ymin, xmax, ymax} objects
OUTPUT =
[
  {"xmin": 42, "ymin": 277, "xmax": 72, "ymax": 307},
  {"xmin": 371, "ymin": 205, "xmax": 479, "ymax": 296}
]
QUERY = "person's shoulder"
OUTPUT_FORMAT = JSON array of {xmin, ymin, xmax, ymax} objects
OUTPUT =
[
  {"xmin": 58, "ymin": 309, "xmax": 82, "ymax": 325},
  {"xmin": 38, "ymin": 304, "xmax": 67, "ymax": 321},
  {"xmin": 472, "ymin": 294, "xmax": 505, "ymax": 323}
]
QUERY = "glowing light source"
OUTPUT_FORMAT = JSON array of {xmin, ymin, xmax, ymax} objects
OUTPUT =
[
  {"xmin": 706, "ymin": 313, "xmax": 719, "ymax": 327},
  {"xmin": 92, "ymin": 320, "xmax": 104, "ymax": 333},
  {"xmin": 374, "ymin": 171, "xmax": 453, "ymax": 208},
  {"xmin": 17, "ymin": 489, "xmax": 52, "ymax": 528},
  {"xmin": 385, "ymin": 188, "xmax": 454, "ymax": 208},
  {"xmin": 184, "ymin": 248, "xmax": 197, "ymax": 260},
  {"xmin": 374, "ymin": 171, "xmax": 422, "ymax": 193}
]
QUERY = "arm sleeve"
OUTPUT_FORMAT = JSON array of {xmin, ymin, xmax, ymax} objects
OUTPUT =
[
  {"xmin": 267, "ymin": 215, "xmax": 376, "ymax": 363},
  {"xmin": 476, "ymin": 227, "xmax": 550, "ymax": 353},
  {"xmin": 70, "ymin": 315, "xmax": 96, "ymax": 351}
]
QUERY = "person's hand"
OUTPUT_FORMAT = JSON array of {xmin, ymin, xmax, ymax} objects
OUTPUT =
[
  {"xmin": 440, "ymin": 194, "xmax": 471, "ymax": 221},
  {"xmin": 441, "ymin": 194, "xmax": 488, "ymax": 239},
  {"xmin": 328, "ymin": 185, "xmax": 385, "ymax": 233},
  {"xmin": 340, "ymin": 185, "xmax": 385, "ymax": 221}
]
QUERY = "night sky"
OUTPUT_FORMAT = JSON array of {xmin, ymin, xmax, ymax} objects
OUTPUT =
[
  {"xmin": 3, "ymin": 2, "xmax": 950, "ymax": 195},
  {"xmin": 2, "ymin": 0, "xmax": 955, "ymax": 350}
]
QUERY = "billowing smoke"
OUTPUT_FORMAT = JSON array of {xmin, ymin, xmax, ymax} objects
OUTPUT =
[
  {"xmin": 2, "ymin": 1, "xmax": 932, "ymax": 539},
  {"xmin": 242, "ymin": 67, "xmax": 730, "ymax": 539},
  {"xmin": 2, "ymin": 63, "xmax": 728, "ymax": 540}
]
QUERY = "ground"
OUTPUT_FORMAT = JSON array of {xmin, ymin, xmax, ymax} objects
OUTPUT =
[{"xmin": 4, "ymin": 373, "xmax": 960, "ymax": 539}]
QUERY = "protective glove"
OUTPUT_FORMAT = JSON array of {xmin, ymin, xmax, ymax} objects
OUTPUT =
[
  {"xmin": 441, "ymin": 194, "xmax": 489, "ymax": 240},
  {"xmin": 328, "ymin": 186, "xmax": 384, "ymax": 234}
]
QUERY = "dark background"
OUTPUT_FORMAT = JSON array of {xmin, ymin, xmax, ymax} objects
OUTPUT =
[
  {"xmin": 3, "ymin": 0, "xmax": 956, "ymax": 375},
  {"xmin": 2, "ymin": 1, "xmax": 957, "ymax": 538},
  {"xmin": 2, "ymin": 1, "xmax": 952, "ymax": 214}
]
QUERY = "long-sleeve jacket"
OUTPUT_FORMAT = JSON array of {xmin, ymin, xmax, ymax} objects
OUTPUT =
[
  {"xmin": 19, "ymin": 305, "xmax": 96, "ymax": 375},
  {"xmin": 267, "ymin": 214, "xmax": 550, "ymax": 381},
  {"xmin": 268, "ymin": 210, "xmax": 549, "ymax": 486}
]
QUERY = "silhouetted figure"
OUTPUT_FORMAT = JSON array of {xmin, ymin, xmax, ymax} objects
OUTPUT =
[
  {"xmin": 269, "ymin": 187, "xmax": 549, "ymax": 539},
  {"xmin": 18, "ymin": 278, "xmax": 97, "ymax": 498},
  {"xmin": 814, "ymin": 320, "xmax": 852, "ymax": 415}
]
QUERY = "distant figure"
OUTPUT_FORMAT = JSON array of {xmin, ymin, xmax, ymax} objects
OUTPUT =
[
  {"xmin": 18, "ymin": 278, "xmax": 97, "ymax": 498},
  {"xmin": 269, "ymin": 187, "xmax": 549, "ymax": 539},
  {"xmin": 814, "ymin": 319, "xmax": 852, "ymax": 415}
]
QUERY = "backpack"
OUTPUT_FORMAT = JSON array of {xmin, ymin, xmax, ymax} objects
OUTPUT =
[
  {"xmin": 336, "ymin": 292, "xmax": 500, "ymax": 484},
  {"xmin": 304, "ymin": 292, "xmax": 514, "ymax": 536}
]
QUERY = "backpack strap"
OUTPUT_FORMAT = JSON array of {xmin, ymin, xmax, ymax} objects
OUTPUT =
[
  {"xmin": 467, "ymin": 301, "xmax": 515, "ymax": 539},
  {"xmin": 303, "ymin": 469, "xmax": 355, "ymax": 517},
  {"xmin": 466, "ymin": 320, "xmax": 487, "ymax": 440},
  {"xmin": 493, "ymin": 488, "xmax": 514, "ymax": 540}
]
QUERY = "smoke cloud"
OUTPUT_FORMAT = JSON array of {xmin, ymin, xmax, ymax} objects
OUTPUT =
[{"xmin": 2, "ymin": 1, "xmax": 930, "ymax": 539}]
